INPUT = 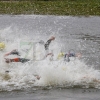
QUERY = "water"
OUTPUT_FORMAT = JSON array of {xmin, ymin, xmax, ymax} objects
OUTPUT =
[{"xmin": 0, "ymin": 15, "xmax": 100, "ymax": 100}]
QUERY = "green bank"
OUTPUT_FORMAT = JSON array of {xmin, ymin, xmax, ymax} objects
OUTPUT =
[{"xmin": 0, "ymin": 0, "xmax": 100, "ymax": 16}]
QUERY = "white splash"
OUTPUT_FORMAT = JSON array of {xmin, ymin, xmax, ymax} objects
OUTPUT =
[{"xmin": 0, "ymin": 26, "xmax": 100, "ymax": 91}]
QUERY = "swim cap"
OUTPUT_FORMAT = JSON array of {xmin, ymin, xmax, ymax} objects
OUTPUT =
[
  {"xmin": 57, "ymin": 52, "xmax": 64, "ymax": 59},
  {"xmin": 0, "ymin": 42, "xmax": 5, "ymax": 49}
]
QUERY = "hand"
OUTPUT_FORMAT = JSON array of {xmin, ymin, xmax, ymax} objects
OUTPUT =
[{"xmin": 76, "ymin": 53, "xmax": 82, "ymax": 58}]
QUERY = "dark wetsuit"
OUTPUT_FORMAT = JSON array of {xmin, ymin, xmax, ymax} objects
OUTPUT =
[
  {"xmin": 19, "ymin": 58, "xmax": 30, "ymax": 63},
  {"xmin": 10, "ymin": 58, "xmax": 30, "ymax": 63},
  {"xmin": 64, "ymin": 53, "xmax": 75, "ymax": 62},
  {"xmin": 10, "ymin": 50, "xmax": 20, "ymax": 56},
  {"xmin": 44, "ymin": 39, "xmax": 52, "ymax": 50},
  {"xmin": 64, "ymin": 53, "xmax": 75, "ymax": 58}
]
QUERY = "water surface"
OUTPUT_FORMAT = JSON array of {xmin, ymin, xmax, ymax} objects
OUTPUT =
[{"xmin": 0, "ymin": 15, "xmax": 100, "ymax": 100}]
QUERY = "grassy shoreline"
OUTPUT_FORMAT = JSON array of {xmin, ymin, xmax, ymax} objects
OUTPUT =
[{"xmin": 0, "ymin": 0, "xmax": 100, "ymax": 16}]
